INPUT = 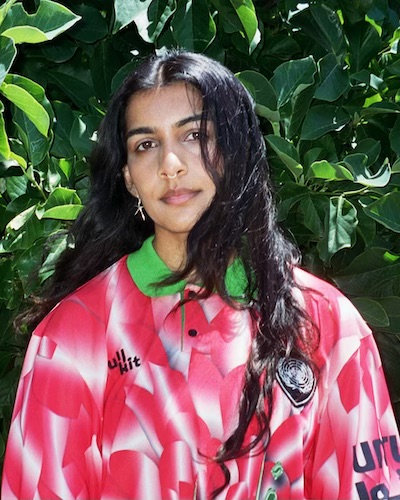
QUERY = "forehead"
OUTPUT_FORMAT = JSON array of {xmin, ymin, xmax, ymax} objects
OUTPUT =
[{"xmin": 125, "ymin": 82, "xmax": 203, "ymax": 127}]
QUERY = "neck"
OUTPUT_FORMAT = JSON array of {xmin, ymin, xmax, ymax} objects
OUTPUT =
[{"xmin": 152, "ymin": 232, "xmax": 187, "ymax": 272}]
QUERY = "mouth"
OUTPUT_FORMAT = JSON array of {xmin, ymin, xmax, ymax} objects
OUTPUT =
[{"xmin": 161, "ymin": 188, "xmax": 199, "ymax": 205}]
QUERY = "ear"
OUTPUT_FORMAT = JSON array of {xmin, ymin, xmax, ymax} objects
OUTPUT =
[{"xmin": 122, "ymin": 165, "xmax": 138, "ymax": 197}]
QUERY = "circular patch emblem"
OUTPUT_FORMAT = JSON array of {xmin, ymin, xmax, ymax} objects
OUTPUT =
[{"xmin": 276, "ymin": 357, "xmax": 316, "ymax": 407}]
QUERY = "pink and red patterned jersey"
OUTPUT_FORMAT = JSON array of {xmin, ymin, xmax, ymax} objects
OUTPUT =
[{"xmin": 2, "ymin": 237, "xmax": 400, "ymax": 499}]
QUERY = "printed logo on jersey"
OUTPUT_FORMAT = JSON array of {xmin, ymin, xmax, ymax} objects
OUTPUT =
[
  {"xmin": 108, "ymin": 348, "xmax": 141, "ymax": 375},
  {"xmin": 276, "ymin": 357, "xmax": 316, "ymax": 407},
  {"xmin": 354, "ymin": 434, "xmax": 400, "ymax": 499}
]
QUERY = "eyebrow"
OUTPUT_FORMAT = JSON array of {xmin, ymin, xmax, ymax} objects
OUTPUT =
[{"xmin": 126, "ymin": 113, "xmax": 204, "ymax": 139}]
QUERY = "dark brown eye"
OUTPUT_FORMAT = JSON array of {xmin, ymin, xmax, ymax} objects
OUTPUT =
[
  {"xmin": 137, "ymin": 140, "xmax": 156, "ymax": 151},
  {"xmin": 186, "ymin": 131, "xmax": 201, "ymax": 141}
]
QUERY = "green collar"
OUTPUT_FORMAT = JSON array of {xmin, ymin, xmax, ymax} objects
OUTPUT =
[{"xmin": 127, "ymin": 236, "xmax": 248, "ymax": 299}]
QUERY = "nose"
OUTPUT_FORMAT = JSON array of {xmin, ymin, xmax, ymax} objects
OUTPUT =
[{"xmin": 158, "ymin": 148, "xmax": 187, "ymax": 180}]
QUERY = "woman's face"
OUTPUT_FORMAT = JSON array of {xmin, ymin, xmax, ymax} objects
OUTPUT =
[{"xmin": 123, "ymin": 83, "xmax": 217, "ymax": 263}]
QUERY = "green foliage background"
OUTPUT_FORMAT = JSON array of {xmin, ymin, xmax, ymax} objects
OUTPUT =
[{"xmin": 1, "ymin": 0, "xmax": 400, "ymax": 466}]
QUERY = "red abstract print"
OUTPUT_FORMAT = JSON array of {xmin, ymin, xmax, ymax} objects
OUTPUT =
[{"xmin": 2, "ymin": 244, "xmax": 400, "ymax": 499}]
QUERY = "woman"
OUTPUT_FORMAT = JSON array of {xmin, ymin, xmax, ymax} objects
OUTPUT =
[{"xmin": 2, "ymin": 50, "xmax": 400, "ymax": 499}]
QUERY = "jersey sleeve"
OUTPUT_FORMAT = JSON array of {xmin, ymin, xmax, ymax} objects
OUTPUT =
[
  {"xmin": 302, "ymin": 276, "xmax": 400, "ymax": 499},
  {"xmin": 1, "ymin": 298, "xmax": 107, "ymax": 500}
]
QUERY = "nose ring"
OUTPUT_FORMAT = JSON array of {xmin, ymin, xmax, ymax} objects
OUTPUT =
[{"xmin": 167, "ymin": 173, "xmax": 177, "ymax": 179}]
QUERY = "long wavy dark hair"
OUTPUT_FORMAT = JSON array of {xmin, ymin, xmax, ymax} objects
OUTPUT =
[{"xmin": 22, "ymin": 50, "xmax": 317, "ymax": 496}]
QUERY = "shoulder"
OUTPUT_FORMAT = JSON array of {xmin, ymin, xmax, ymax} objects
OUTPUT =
[
  {"xmin": 19, "ymin": 256, "xmax": 150, "ymax": 401},
  {"xmin": 34, "ymin": 256, "xmax": 135, "ymax": 345},
  {"xmin": 294, "ymin": 266, "xmax": 369, "ymax": 332},
  {"xmin": 293, "ymin": 267, "xmax": 373, "ymax": 366},
  {"xmin": 294, "ymin": 266, "xmax": 343, "ymax": 300},
  {"xmin": 70, "ymin": 255, "xmax": 132, "ymax": 303}
]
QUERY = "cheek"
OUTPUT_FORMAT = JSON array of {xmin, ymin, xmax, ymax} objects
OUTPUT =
[{"xmin": 128, "ymin": 170, "xmax": 156, "ymax": 199}]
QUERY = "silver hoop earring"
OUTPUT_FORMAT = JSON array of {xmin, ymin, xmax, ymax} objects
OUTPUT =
[{"xmin": 135, "ymin": 197, "xmax": 145, "ymax": 221}]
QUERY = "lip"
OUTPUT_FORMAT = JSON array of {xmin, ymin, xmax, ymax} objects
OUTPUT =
[{"xmin": 161, "ymin": 188, "xmax": 198, "ymax": 205}]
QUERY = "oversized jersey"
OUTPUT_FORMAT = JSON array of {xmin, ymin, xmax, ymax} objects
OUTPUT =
[{"xmin": 2, "ymin": 237, "xmax": 400, "ymax": 499}]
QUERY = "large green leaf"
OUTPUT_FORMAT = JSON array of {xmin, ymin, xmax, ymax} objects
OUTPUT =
[
  {"xmin": 0, "ymin": 0, "xmax": 81, "ymax": 44},
  {"xmin": 3, "ymin": 210, "xmax": 44, "ymax": 251},
  {"xmin": 16, "ymin": 241, "xmax": 45, "ymax": 296},
  {"xmin": 340, "ymin": 270, "xmax": 400, "ymax": 306},
  {"xmin": 356, "ymin": 206, "xmax": 376, "ymax": 246},
  {"xmin": 360, "ymin": 193, "xmax": 400, "ymax": 232},
  {"xmin": 5, "ymin": 73, "xmax": 53, "ymax": 118},
  {"xmin": 266, "ymin": 135, "xmax": 303, "ymax": 180},
  {"xmin": 387, "ymin": 59, "xmax": 400, "ymax": 77},
  {"xmin": 0, "ymin": 36, "xmax": 16, "ymax": 86},
  {"xmin": 48, "ymin": 70, "xmax": 94, "ymax": 110},
  {"xmin": 52, "ymin": 158, "xmax": 73, "ymax": 183},
  {"xmin": 90, "ymin": 40, "xmax": 124, "ymax": 102},
  {"xmin": 211, "ymin": 0, "xmax": 242, "ymax": 34},
  {"xmin": 37, "ymin": 186, "xmax": 83, "ymax": 221},
  {"xmin": 303, "ymin": 148, "xmax": 324, "ymax": 169},
  {"xmin": 12, "ymin": 107, "xmax": 50, "ymax": 165},
  {"xmin": 229, "ymin": 0, "xmax": 260, "ymax": 53},
  {"xmin": 70, "ymin": 115, "xmax": 101, "ymax": 158},
  {"xmin": 314, "ymin": 53, "xmax": 350, "ymax": 102},
  {"xmin": 8, "ymin": 144, "xmax": 27, "ymax": 170},
  {"xmin": 290, "ymin": 4, "xmax": 345, "ymax": 55},
  {"xmin": 286, "ymin": 84, "xmax": 315, "ymax": 139},
  {"xmin": 67, "ymin": 4, "xmax": 108, "ymax": 43},
  {"xmin": 38, "ymin": 233, "xmax": 67, "ymax": 282},
  {"xmin": 0, "ymin": 81, "xmax": 49, "ymax": 136},
  {"xmin": 4, "ymin": 216, "xmax": 58, "ymax": 252},
  {"xmin": 318, "ymin": 196, "xmax": 358, "ymax": 263},
  {"xmin": 301, "ymin": 105, "xmax": 350, "ymax": 140},
  {"xmin": 75, "ymin": 171, "xmax": 90, "ymax": 205},
  {"xmin": 270, "ymin": 56, "xmax": 317, "ymax": 109},
  {"xmin": 277, "ymin": 182, "xmax": 309, "ymax": 221},
  {"xmin": 375, "ymin": 297, "xmax": 400, "ymax": 334},
  {"xmin": 360, "ymin": 102, "xmax": 400, "ymax": 119},
  {"xmin": 51, "ymin": 101, "xmax": 75, "ymax": 158},
  {"xmin": 41, "ymin": 205, "xmax": 83, "ymax": 220},
  {"xmin": 5, "ymin": 194, "xmax": 37, "ymax": 220},
  {"xmin": 346, "ymin": 21, "xmax": 382, "ymax": 72},
  {"xmin": 111, "ymin": 61, "xmax": 140, "ymax": 95},
  {"xmin": 113, "ymin": 0, "xmax": 176, "ymax": 43},
  {"xmin": 392, "ymin": 158, "xmax": 400, "ymax": 173},
  {"xmin": 299, "ymin": 195, "xmax": 326, "ymax": 239},
  {"xmin": 6, "ymin": 205, "xmax": 36, "ymax": 232},
  {"xmin": 334, "ymin": 248, "xmax": 400, "ymax": 298},
  {"xmin": 40, "ymin": 39, "xmax": 77, "ymax": 64},
  {"xmin": 306, "ymin": 160, "xmax": 353, "ymax": 181},
  {"xmin": 236, "ymin": 71, "xmax": 279, "ymax": 122},
  {"xmin": 0, "ymin": 0, "xmax": 18, "ymax": 27},
  {"xmin": 5, "ymin": 175, "xmax": 28, "ymax": 201},
  {"xmin": 352, "ymin": 138, "xmax": 380, "ymax": 167},
  {"xmin": 42, "ymin": 187, "xmax": 81, "ymax": 209},
  {"xmin": 261, "ymin": 33, "xmax": 300, "ymax": 61},
  {"xmin": 170, "ymin": 0, "xmax": 216, "ymax": 52},
  {"xmin": 342, "ymin": 154, "xmax": 391, "ymax": 187},
  {"xmin": 352, "ymin": 297, "xmax": 389, "ymax": 328},
  {"xmin": 338, "ymin": 0, "xmax": 372, "ymax": 24}
]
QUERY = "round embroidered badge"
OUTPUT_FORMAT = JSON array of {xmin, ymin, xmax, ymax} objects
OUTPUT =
[{"xmin": 276, "ymin": 357, "xmax": 316, "ymax": 407}]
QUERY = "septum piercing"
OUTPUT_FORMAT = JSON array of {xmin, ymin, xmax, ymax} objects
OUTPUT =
[{"xmin": 167, "ymin": 173, "xmax": 177, "ymax": 179}]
